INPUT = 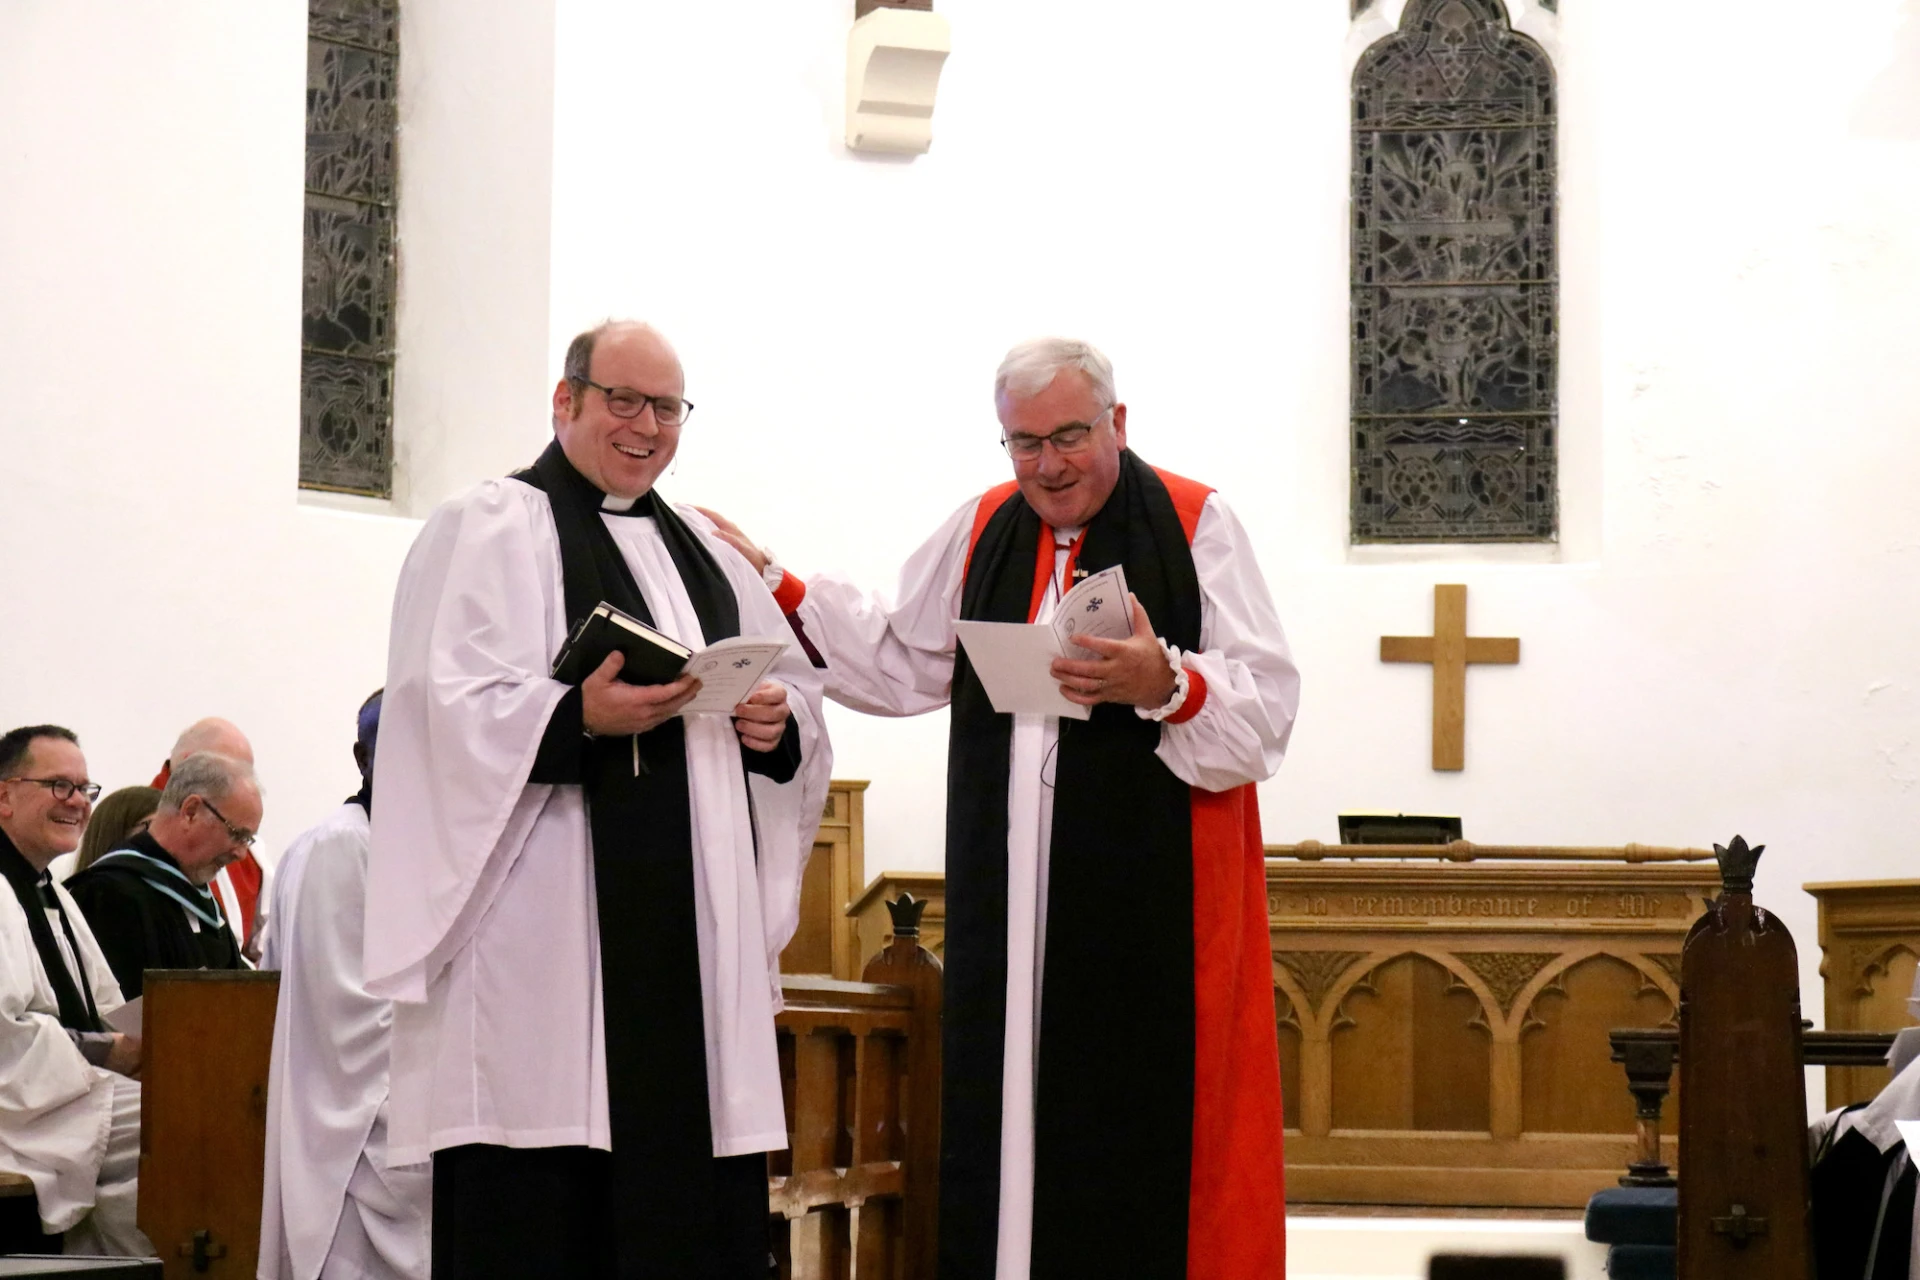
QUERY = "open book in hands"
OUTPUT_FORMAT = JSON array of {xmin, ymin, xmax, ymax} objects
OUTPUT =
[
  {"xmin": 552, "ymin": 602, "xmax": 789, "ymax": 716},
  {"xmin": 952, "ymin": 566, "xmax": 1133, "ymax": 721}
]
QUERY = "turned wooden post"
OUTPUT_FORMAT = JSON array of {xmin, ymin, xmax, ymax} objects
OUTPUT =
[
  {"xmin": 862, "ymin": 894, "xmax": 942, "ymax": 1280},
  {"xmin": 1608, "ymin": 1029, "xmax": 1678, "ymax": 1188}
]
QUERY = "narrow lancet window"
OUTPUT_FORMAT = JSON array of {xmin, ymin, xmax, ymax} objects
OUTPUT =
[
  {"xmin": 300, "ymin": 0, "xmax": 398, "ymax": 497},
  {"xmin": 1351, "ymin": 0, "xmax": 1557, "ymax": 542}
]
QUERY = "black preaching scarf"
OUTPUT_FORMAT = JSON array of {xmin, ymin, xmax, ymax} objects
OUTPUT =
[
  {"xmin": 512, "ymin": 440, "xmax": 770, "ymax": 1278},
  {"xmin": 0, "ymin": 827, "xmax": 102, "ymax": 1033},
  {"xmin": 941, "ymin": 449, "xmax": 1204, "ymax": 1280}
]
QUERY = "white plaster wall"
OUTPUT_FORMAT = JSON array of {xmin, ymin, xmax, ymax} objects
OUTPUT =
[
  {"xmin": 547, "ymin": 0, "xmax": 1920, "ymax": 1049},
  {"xmin": 388, "ymin": 0, "xmax": 558, "ymax": 516},
  {"xmin": 0, "ymin": 5, "xmax": 419, "ymax": 851}
]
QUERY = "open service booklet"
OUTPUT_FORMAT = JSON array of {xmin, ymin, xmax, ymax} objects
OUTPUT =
[
  {"xmin": 552, "ymin": 602, "xmax": 789, "ymax": 716},
  {"xmin": 952, "ymin": 565, "xmax": 1134, "ymax": 721}
]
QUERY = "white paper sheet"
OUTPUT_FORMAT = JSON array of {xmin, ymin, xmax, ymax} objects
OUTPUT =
[
  {"xmin": 953, "ymin": 621, "xmax": 1090, "ymax": 721},
  {"xmin": 681, "ymin": 636, "xmax": 790, "ymax": 714},
  {"xmin": 103, "ymin": 996, "xmax": 141, "ymax": 1036}
]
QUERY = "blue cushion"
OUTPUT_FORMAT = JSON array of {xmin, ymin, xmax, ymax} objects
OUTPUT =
[
  {"xmin": 1605, "ymin": 1243, "xmax": 1675, "ymax": 1280},
  {"xmin": 1585, "ymin": 1186, "xmax": 1678, "ymax": 1245}
]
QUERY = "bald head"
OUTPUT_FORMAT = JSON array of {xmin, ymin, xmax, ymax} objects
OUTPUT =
[{"xmin": 169, "ymin": 717, "xmax": 254, "ymax": 768}]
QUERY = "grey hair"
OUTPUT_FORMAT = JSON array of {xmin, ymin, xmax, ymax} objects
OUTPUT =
[
  {"xmin": 993, "ymin": 337, "xmax": 1116, "ymax": 408},
  {"xmin": 158, "ymin": 752, "xmax": 259, "ymax": 814}
]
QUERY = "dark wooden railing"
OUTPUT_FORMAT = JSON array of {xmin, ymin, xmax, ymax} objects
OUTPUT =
[{"xmin": 771, "ymin": 896, "xmax": 942, "ymax": 1280}]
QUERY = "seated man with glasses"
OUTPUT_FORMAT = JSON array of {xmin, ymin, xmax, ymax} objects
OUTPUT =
[
  {"xmin": 67, "ymin": 751, "xmax": 257, "ymax": 999},
  {"xmin": 0, "ymin": 724, "xmax": 151, "ymax": 1255},
  {"xmin": 704, "ymin": 336, "xmax": 1301, "ymax": 1280}
]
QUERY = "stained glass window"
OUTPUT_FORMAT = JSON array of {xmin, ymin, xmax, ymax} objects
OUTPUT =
[
  {"xmin": 1351, "ymin": 0, "xmax": 1556, "ymax": 542},
  {"xmin": 300, "ymin": 0, "xmax": 398, "ymax": 498}
]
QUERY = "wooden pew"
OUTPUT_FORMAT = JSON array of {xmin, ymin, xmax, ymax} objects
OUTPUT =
[
  {"xmin": 772, "ymin": 895, "xmax": 941, "ymax": 1280},
  {"xmin": 1675, "ymin": 837, "xmax": 1809, "ymax": 1279},
  {"xmin": 136, "ymin": 971, "xmax": 278, "ymax": 1280},
  {"xmin": 1592, "ymin": 839, "xmax": 1831, "ymax": 1280}
]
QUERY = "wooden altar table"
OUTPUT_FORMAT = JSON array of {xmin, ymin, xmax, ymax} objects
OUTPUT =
[{"xmin": 1268, "ymin": 842, "xmax": 1719, "ymax": 1209}]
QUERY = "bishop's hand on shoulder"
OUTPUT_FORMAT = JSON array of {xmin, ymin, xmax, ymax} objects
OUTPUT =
[
  {"xmin": 582, "ymin": 652, "xmax": 702, "ymax": 737},
  {"xmin": 732, "ymin": 680, "xmax": 791, "ymax": 753},
  {"xmin": 692, "ymin": 506, "xmax": 770, "ymax": 576}
]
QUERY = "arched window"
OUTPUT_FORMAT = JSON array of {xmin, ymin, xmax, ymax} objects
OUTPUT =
[
  {"xmin": 301, "ymin": 0, "xmax": 398, "ymax": 498},
  {"xmin": 1351, "ymin": 0, "xmax": 1556, "ymax": 542}
]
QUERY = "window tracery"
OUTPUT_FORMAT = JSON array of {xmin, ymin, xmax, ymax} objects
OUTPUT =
[{"xmin": 1351, "ymin": 0, "xmax": 1557, "ymax": 542}]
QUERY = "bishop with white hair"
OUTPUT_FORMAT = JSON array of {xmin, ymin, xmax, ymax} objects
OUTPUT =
[{"xmin": 709, "ymin": 337, "xmax": 1301, "ymax": 1280}]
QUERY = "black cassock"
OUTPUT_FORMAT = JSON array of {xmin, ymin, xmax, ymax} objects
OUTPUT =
[{"xmin": 65, "ymin": 830, "xmax": 244, "ymax": 999}]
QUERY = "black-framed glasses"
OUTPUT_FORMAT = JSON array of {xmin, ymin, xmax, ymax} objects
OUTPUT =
[
  {"xmin": 577, "ymin": 379, "xmax": 694, "ymax": 427},
  {"xmin": 193, "ymin": 796, "xmax": 257, "ymax": 849},
  {"xmin": 1001, "ymin": 406, "xmax": 1113, "ymax": 462},
  {"xmin": 1, "ymin": 777, "xmax": 102, "ymax": 803}
]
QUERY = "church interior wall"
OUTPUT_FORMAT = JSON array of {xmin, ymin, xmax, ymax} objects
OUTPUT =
[
  {"xmin": 0, "ymin": 4, "xmax": 416, "ymax": 841},
  {"xmin": 5, "ymin": 0, "xmax": 1919, "ymax": 1052}
]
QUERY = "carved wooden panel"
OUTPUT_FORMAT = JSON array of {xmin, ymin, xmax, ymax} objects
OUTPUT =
[
  {"xmin": 1331, "ymin": 953, "xmax": 1491, "ymax": 1132},
  {"xmin": 781, "ymin": 780, "xmax": 869, "ymax": 980},
  {"xmin": 817, "ymin": 848, "xmax": 1714, "ymax": 1208},
  {"xmin": 1276, "ymin": 988, "xmax": 1303, "ymax": 1132},
  {"xmin": 1520, "ymin": 955, "xmax": 1674, "ymax": 1135},
  {"xmin": 1805, "ymin": 878, "xmax": 1920, "ymax": 1107},
  {"xmin": 1270, "ymin": 856, "xmax": 1714, "ymax": 1207}
]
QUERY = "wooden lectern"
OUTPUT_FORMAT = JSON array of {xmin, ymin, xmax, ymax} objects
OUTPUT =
[{"xmin": 137, "ymin": 971, "xmax": 278, "ymax": 1280}]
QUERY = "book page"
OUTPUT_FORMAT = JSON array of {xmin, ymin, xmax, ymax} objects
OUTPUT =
[
  {"xmin": 680, "ymin": 636, "xmax": 790, "ymax": 714},
  {"xmin": 953, "ymin": 621, "xmax": 1090, "ymax": 720},
  {"xmin": 104, "ymin": 995, "xmax": 142, "ymax": 1036},
  {"xmin": 1052, "ymin": 565, "xmax": 1132, "ymax": 653}
]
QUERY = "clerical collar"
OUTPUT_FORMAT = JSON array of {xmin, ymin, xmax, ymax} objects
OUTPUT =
[{"xmin": 602, "ymin": 492, "xmax": 640, "ymax": 512}]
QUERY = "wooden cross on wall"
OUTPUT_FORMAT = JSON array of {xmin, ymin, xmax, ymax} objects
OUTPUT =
[{"xmin": 1380, "ymin": 584, "xmax": 1520, "ymax": 772}]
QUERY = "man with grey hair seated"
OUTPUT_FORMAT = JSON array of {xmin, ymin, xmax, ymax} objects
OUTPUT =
[
  {"xmin": 707, "ymin": 336, "xmax": 1301, "ymax": 1280},
  {"xmin": 67, "ymin": 751, "xmax": 257, "ymax": 999}
]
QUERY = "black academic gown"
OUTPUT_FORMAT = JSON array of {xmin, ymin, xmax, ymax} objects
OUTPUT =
[{"xmin": 66, "ymin": 831, "xmax": 245, "ymax": 999}]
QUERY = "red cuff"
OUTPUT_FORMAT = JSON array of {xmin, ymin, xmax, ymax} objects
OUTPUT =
[
  {"xmin": 1165, "ymin": 666, "xmax": 1208, "ymax": 725},
  {"xmin": 772, "ymin": 570, "xmax": 807, "ymax": 614}
]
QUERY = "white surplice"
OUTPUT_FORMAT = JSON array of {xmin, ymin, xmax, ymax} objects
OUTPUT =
[
  {"xmin": 260, "ymin": 801, "xmax": 429, "ymax": 1280},
  {"xmin": 364, "ymin": 479, "xmax": 830, "ymax": 1166},
  {"xmin": 792, "ymin": 488, "xmax": 1299, "ymax": 1280},
  {"xmin": 0, "ymin": 875, "xmax": 148, "ymax": 1253}
]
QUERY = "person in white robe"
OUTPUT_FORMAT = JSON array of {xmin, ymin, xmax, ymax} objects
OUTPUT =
[
  {"xmin": 260, "ymin": 690, "xmax": 429, "ymax": 1280},
  {"xmin": 704, "ymin": 337, "xmax": 1300, "ymax": 1280},
  {"xmin": 0, "ymin": 724, "xmax": 151, "ymax": 1257},
  {"xmin": 364, "ymin": 321, "xmax": 830, "ymax": 1279}
]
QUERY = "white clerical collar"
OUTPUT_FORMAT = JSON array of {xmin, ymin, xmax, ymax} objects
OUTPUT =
[{"xmin": 601, "ymin": 493, "xmax": 640, "ymax": 513}]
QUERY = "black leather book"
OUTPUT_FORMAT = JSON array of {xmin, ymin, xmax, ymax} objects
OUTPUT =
[{"xmin": 551, "ymin": 602, "xmax": 693, "ymax": 687}]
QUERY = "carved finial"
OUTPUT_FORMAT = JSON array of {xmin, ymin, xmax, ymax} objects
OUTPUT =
[
  {"xmin": 1712, "ymin": 836, "xmax": 1765, "ymax": 894},
  {"xmin": 885, "ymin": 892, "xmax": 926, "ymax": 938}
]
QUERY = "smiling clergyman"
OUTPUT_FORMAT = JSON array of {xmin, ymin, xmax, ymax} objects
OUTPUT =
[{"xmin": 364, "ymin": 321, "xmax": 831, "ymax": 1280}]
